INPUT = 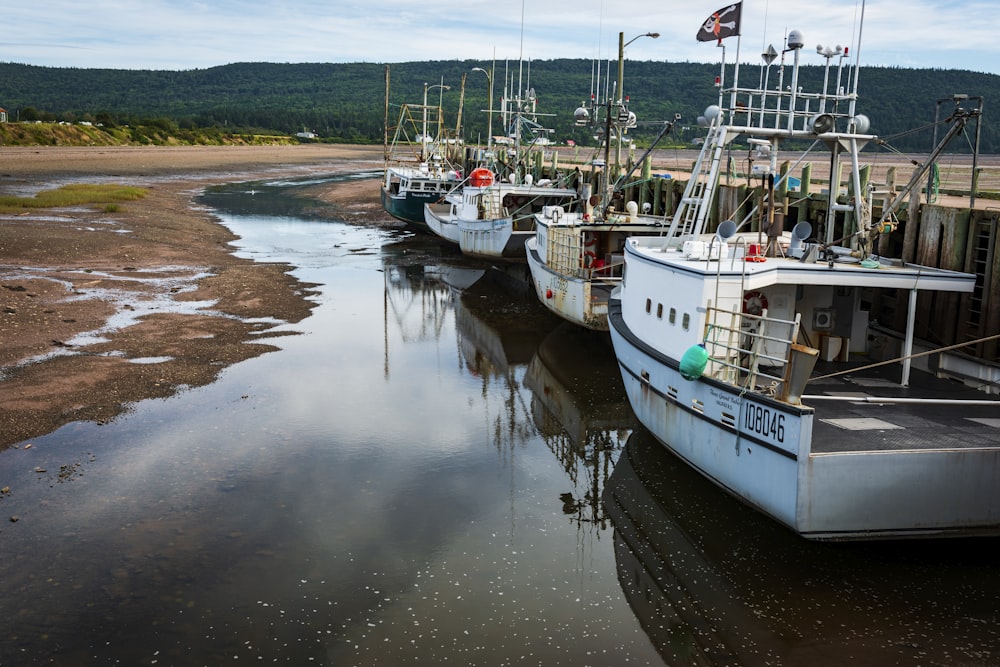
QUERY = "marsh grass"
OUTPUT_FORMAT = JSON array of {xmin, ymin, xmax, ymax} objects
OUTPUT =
[{"xmin": 0, "ymin": 184, "xmax": 147, "ymax": 213}]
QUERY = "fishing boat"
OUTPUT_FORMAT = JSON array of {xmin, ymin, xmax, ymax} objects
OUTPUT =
[
  {"xmin": 424, "ymin": 80, "xmax": 580, "ymax": 261},
  {"xmin": 425, "ymin": 167, "xmax": 579, "ymax": 261},
  {"xmin": 526, "ymin": 196, "xmax": 669, "ymax": 329},
  {"xmin": 381, "ymin": 156, "xmax": 461, "ymax": 228},
  {"xmin": 607, "ymin": 17, "xmax": 1000, "ymax": 539},
  {"xmin": 526, "ymin": 31, "xmax": 682, "ymax": 330},
  {"xmin": 526, "ymin": 65, "xmax": 681, "ymax": 328},
  {"xmin": 381, "ymin": 68, "xmax": 463, "ymax": 228}
]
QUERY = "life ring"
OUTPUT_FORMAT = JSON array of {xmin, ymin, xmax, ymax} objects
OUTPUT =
[
  {"xmin": 469, "ymin": 167, "xmax": 494, "ymax": 187},
  {"xmin": 584, "ymin": 233, "xmax": 597, "ymax": 247},
  {"xmin": 583, "ymin": 250, "xmax": 597, "ymax": 268},
  {"xmin": 742, "ymin": 290, "xmax": 768, "ymax": 316}
]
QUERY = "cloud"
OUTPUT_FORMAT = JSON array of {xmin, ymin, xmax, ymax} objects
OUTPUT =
[{"xmin": 4, "ymin": 0, "xmax": 999, "ymax": 74}]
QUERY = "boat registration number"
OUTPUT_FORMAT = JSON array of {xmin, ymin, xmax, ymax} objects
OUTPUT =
[{"xmin": 742, "ymin": 402, "xmax": 785, "ymax": 444}]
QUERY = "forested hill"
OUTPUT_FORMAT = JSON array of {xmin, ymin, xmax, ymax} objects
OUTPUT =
[{"xmin": 1, "ymin": 60, "xmax": 998, "ymax": 152}]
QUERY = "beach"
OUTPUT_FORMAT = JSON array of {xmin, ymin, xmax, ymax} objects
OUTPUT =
[{"xmin": 0, "ymin": 144, "xmax": 388, "ymax": 449}]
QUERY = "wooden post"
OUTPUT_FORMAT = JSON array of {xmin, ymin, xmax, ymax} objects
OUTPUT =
[
  {"xmin": 902, "ymin": 189, "xmax": 922, "ymax": 264},
  {"xmin": 800, "ymin": 163, "xmax": 812, "ymax": 197},
  {"xmin": 641, "ymin": 157, "xmax": 652, "ymax": 213}
]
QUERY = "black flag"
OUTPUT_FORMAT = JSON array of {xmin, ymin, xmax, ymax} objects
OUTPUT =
[{"xmin": 697, "ymin": 2, "xmax": 742, "ymax": 43}]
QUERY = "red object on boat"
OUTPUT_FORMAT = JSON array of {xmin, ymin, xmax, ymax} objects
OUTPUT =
[{"xmin": 469, "ymin": 168, "xmax": 495, "ymax": 187}]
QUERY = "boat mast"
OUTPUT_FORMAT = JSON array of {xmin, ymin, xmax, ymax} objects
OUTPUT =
[{"xmin": 383, "ymin": 65, "xmax": 390, "ymax": 166}]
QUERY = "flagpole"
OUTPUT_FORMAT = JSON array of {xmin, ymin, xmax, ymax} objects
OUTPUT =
[
  {"xmin": 717, "ymin": 44, "xmax": 726, "ymax": 111},
  {"xmin": 731, "ymin": 33, "xmax": 742, "ymax": 116}
]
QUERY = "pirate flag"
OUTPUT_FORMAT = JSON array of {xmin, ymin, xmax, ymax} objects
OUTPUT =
[{"xmin": 697, "ymin": 2, "xmax": 742, "ymax": 43}]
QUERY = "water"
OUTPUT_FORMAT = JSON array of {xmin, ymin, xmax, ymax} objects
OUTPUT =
[{"xmin": 1, "ymin": 174, "xmax": 997, "ymax": 666}]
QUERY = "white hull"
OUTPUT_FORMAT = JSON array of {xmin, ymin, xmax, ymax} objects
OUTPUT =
[
  {"xmin": 457, "ymin": 216, "xmax": 525, "ymax": 261},
  {"xmin": 611, "ymin": 305, "xmax": 1000, "ymax": 539},
  {"xmin": 424, "ymin": 201, "xmax": 462, "ymax": 245},
  {"xmin": 525, "ymin": 237, "xmax": 607, "ymax": 330}
]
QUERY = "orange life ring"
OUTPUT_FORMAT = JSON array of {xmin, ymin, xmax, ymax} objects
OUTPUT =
[
  {"xmin": 469, "ymin": 167, "xmax": 494, "ymax": 187},
  {"xmin": 743, "ymin": 290, "xmax": 768, "ymax": 315}
]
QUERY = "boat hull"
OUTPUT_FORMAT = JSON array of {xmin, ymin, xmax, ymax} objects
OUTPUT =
[
  {"xmin": 525, "ymin": 238, "xmax": 608, "ymax": 330},
  {"xmin": 380, "ymin": 185, "xmax": 439, "ymax": 229},
  {"xmin": 609, "ymin": 298, "xmax": 1000, "ymax": 540},
  {"xmin": 424, "ymin": 202, "xmax": 462, "ymax": 244},
  {"xmin": 458, "ymin": 221, "xmax": 530, "ymax": 262}
]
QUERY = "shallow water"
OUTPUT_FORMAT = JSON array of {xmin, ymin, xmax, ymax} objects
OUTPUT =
[{"xmin": 0, "ymin": 173, "xmax": 997, "ymax": 666}]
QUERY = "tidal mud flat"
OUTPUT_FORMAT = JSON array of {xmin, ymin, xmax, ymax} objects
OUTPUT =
[{"xmin": 0, "ymin": 144, "xmax": 388, "ymax": 449}]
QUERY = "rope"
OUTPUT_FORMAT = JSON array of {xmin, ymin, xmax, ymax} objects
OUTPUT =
[{"xmin": 810, "ymin": 332, "xmax": 1000, "ymax": 381}]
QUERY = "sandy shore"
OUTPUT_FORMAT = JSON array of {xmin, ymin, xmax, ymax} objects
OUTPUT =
[{"xmin": 0, "ymin": 144, "xmax": 389, "ymax": 449}]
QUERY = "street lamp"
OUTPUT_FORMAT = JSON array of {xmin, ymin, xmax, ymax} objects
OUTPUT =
[
  {"xmin": 471, "ymin": 66, "xmax": 494, "ymax": 152},
  {"xmin": 618, "ymin": 31, "xmax": 659, "ymax": 104},
  {"xmin": 422, "ymin": 81, "xmax": 450, "ymax": 158},
  {"xmin": 613, "ymin": 31, "xmax": 660, "ymax": 176}
]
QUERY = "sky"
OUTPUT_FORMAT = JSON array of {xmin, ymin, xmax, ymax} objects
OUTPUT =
[{"xmin": 4, "ymin": 0, "xmax": 1000, "ymax": 76}]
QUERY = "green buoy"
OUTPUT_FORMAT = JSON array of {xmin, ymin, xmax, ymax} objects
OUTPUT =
[{"xmin": 680, "ymin": 343, "xmax": 709, "ymax": 380}]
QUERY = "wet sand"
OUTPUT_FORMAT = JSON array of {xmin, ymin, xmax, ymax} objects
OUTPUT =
[{"xmin": 0, "ymin": 144, "xmax": 389, "ymax": 449}]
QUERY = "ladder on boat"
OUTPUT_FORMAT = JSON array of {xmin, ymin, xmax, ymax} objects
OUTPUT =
[{"xmin": 664, "ymin": 121, "xmax": 729, "ymax": 240}]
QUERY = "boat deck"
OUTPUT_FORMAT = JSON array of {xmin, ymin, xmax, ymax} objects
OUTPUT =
[{"xmin": 803, "ymin": 360, "xmax": 1000, "ymax": 454}]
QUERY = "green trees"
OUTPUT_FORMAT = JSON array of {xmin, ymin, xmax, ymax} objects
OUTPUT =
[{"xmin": 0, "ymin": 60, "xmax": 996, "ymax": 151}]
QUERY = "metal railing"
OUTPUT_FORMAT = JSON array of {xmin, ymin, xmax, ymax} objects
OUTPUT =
[{"xmin": 704, "ymin": 305, "xmax": 802, "ymax": 393}]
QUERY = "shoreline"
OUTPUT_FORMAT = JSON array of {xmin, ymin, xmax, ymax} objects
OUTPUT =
[{"xmin": 0, "ymin": 144, "xmax": 389, "ymax": 449}]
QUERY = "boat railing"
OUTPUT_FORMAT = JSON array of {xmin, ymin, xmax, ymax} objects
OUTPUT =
[
  {"xmin": 723, "ymin": 85, "xmax": 857, "ymax": 135},
  {"xmin": 544, "ymin": 225, "xmax": 626, "ymax": 282},
  {"xmin": 481, "ymin": 189, "xmax": 506, "ymax": 218},
  {"xmin": 703, "ymin": 304, "xmax": 802, "ymax": 394}
]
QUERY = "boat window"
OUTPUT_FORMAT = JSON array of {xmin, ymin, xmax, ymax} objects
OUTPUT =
[
  {"xmin": 656, "ymin": 303, "xmax": 663, "ymax": 319},
  {"xmin": 645, "ymin": 298, "xmax": 651, "ymax": 314},
  {"xmin": 682, "ymin": 313, "xmax": 691, "ymax": 330},
  {"xmin": 669, "ymin": 308, "xmax": 676, "ymax": 325}
]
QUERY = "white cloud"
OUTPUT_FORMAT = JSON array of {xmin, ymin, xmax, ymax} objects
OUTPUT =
[{"xmin": 3, "ymin": 0, "xmax": 999, "ymax": 74}]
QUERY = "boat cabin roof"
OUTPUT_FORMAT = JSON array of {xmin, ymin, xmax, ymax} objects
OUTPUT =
[{"xmin": 627, "ymin": 234, "xmax": 976, "ymax": 294}]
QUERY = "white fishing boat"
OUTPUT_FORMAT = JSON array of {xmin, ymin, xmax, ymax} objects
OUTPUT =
[
  {"xmin": 608, "ymin": 15, "xmax": 1000, "ymax": 539},
  {"xmin": 424, "ymin": 74, "xmax": 580, "ymax": 261},
  {"xmin": 526, "ymin": 31, "xmax": 679, "ymax": 330},
  {"xmin": 526, "ymin": 199, "xmax": 667, "ymax": 329},
  {"xmin": 425, "ymin": 167, "xmax": 579, "ymax": 261}
]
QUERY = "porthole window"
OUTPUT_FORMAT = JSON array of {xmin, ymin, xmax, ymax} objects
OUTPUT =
[
  {"xmin": 656, "ymin": 303, "xmax": 663, "ymax": 318},
  {"xmin": 645, "ymin": 298, "xmax": 652, "ymax": 314},
  {"xmin": 682, "ymin": 313, "xmax": 691, "ymax": 330},
  {"xmin": 669, "ymin": 308, "xmax": 676, "ymax": 324}
]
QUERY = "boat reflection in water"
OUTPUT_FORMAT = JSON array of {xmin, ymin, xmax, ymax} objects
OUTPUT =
[
  {"xmin": 454, "ymin": 272, "xmax": 637, "ymax": 529},
  {"xmin": 524, "ymin": 322, "xmax": 636, "ymax": 525},
  {"xmin": 604, "ymin": 430, "xmax": 1000, "ymax": 665}
]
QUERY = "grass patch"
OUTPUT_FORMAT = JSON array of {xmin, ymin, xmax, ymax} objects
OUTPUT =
[{"xmin": 0, "ymin": 184, "xmax": 147, "ymax": 212}]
